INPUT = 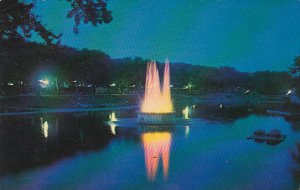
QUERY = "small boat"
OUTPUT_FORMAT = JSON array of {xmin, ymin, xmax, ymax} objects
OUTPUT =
[
  {"xmin": 247, "ymin": 129, "xmax": 286, "ymax": 144},
  {"xmin": 265, "ymin": 129, "xmax": 286, "ymax": 145},
  {"xmin": 247, "ymin": 130, "xmax": 266, "ymax": 142}
]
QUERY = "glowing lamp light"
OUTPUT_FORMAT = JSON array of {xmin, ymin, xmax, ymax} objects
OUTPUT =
[
  {"xmin": 7, "ymin": 82, "xmax": 14, "ymax": 86},
  {"xmin": 110, "ymin": 83, "xmax": 116, "ymax": 87},
  {"xmin": 286, "ymin": 90, "xmax": 292, "ymax": 95},
  {"xmin": 38, "ymin": 79, "xmax": 49, "ymax": 88}
]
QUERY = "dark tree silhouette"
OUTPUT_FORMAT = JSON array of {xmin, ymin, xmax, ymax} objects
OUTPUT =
[
  {"xmin": 290, "ymin": 57, "xmax": 300, "ymax": 75},
  {"xmin": 290, "ymin": 56, "xmax": 300, "ymax": 95},
  {"xmin": 0, "ymin": 0, "xmax": 112, "ymax": 44},
  {"xmin": 0, "ymin": 41, "xmax": 292, "ymax": 95}
]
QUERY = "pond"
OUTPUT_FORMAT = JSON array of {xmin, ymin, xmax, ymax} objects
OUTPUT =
[{"xmin": 0, "ymin": 107, "xmax": 300, "ymax": 189}]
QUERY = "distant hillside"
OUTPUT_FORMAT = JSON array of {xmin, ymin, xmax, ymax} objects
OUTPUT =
[{"xmin": 0, "ymin": 41, "xmax": 292, "ymax": 95}]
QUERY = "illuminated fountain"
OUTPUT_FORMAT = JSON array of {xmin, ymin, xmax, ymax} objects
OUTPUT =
[
  {"xmin": 109, "ymin": 112, "xmax": 118, "ymax": 122},
  {"xmin": 142, "ymin": 132, "xmax": 171, "ymax": 181},
  {"xmin": 182, "ymin": 106, "xmax": 189, "ymax": 119},
  {"xmin": 138, "ymin": 60, "xmax": 175, "ymax": 124}
]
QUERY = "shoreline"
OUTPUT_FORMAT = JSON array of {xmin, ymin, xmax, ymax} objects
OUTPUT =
[
  {"xmin": 0, "ymin": 105, "xmax": 138, "ymax": 116},
  {"xmin": 0, "ymin": 93, "xmax": 291, "ymax": 117}
]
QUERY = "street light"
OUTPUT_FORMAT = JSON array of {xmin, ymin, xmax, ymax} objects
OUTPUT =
[
  {"xmin": 38, "ymin": 79, "xmax": 49, "ymax": 88},
  {"xmin": 185, "ymin": 83, "xmax": 194, "ymax": 93},
  {"xmin": 286, "ymin": 90, "xmax": 292, "ymax": 95}
]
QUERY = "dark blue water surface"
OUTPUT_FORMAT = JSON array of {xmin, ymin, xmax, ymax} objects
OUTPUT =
[{"xmin": 0, "ymin": 107, "xmax": 300, "ymax": 190}]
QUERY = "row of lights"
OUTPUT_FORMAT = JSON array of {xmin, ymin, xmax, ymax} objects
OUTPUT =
[{"xmin": 4, "ymin": 80, "xmax": 297, "ymax": 96}]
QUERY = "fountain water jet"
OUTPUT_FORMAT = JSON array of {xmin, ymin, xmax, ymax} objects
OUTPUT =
[
  {"xmin": 109, "ymin": 112, "xmax": 118, "ymax": 122},
  {"xmin": 138, "ymin": 60, "xmax": 175, "ymax": 124}
]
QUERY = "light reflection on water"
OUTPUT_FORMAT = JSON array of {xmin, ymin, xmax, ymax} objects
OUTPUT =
[
  {"xmin": 0, "ymin": 111, "xmax": 300, "ymax": 189},
  {"xmin": 142, "ymin": 131, "xmax": 171, "ymax": 181},
  {"xmin": 109, "ymin": 123, "xmax": 117, "ymax": 135},
  {"xmin": 40, "ymin": 117, "xmax": 48, "ymax": 138},
  {"xmin": 185, "ymin": 126, "xmax": 190, "ymax": 138},
  {"xmin": 40, "ymin": 116, "xmax": 60, "ymax": 139}
]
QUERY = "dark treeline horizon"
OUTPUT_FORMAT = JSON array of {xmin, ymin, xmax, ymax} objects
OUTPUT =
[{"xmin": 0, "ymin": 40, "xmax": 293, "ymax": 95}]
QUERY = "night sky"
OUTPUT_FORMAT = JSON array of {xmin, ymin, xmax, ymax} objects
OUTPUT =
[{"xmin": 32, "ymin": 0, "xmax": 300, "ymax": 72}]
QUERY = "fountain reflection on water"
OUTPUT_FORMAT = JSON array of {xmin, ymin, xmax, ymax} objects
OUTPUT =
[{"xmin": 142, "ymin": 131, "xmax": 172, "ymax": 181}]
